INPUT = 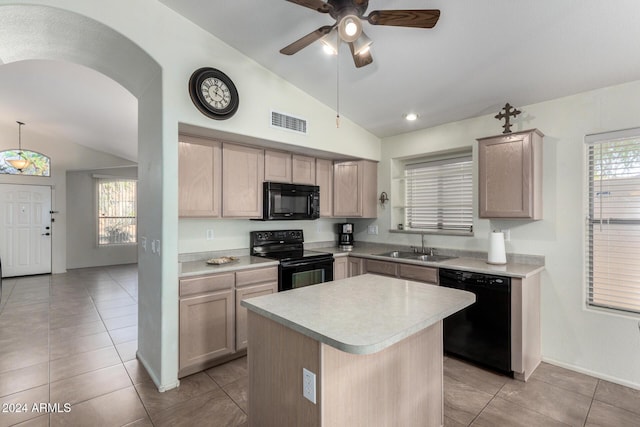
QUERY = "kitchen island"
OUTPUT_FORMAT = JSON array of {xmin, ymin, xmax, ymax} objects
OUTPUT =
[{"xmin": 241, "ymin": 274, "xmax": 475, "ymax": 427}]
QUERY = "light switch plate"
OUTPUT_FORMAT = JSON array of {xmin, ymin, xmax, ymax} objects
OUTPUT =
[{"xmin": 367, "ymin": 225, "xmax": 378, "ymax": 235}]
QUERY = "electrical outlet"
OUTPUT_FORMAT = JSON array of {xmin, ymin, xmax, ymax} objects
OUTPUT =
[
  {"xmin": 302, "ymin": 368, "xmax": 316, "ymax": 404},
  {"xmin": 206, "ymin": 229, "xmax": 215, "ymax": 240},
  {"xmin": 501, "ymin": 229, "xmax": 511, "ymax": 242},
  {"xmin": 141, "ymin": 237, "xmax": 147, "ymax": 252},
  {"xmin": 367, "ymin": 225, "xmax": 378, "ymax": 235},
  {"xmin": 155, "ymin": 240, "xmax": 161, "ymax": 256}
]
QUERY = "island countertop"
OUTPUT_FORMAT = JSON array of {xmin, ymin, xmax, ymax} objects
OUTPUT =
[{"xmin": 241, "ymin": 274, "xmax": 475, "ymax": 355}]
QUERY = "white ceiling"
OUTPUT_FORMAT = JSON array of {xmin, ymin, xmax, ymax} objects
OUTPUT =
[{"xmin": 3, "ymin": 1, "xmax": 640, "ymax": 163}]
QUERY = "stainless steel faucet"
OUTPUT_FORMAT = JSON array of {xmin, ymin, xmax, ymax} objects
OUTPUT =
[{"xmin": 421, "ymin": 234, "xmax": 434, "ymax": 256}]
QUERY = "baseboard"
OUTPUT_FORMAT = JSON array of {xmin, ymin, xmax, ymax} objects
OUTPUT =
[
  {"xmin": 136, "ymin": 351, "xmax": 180, "ymax": 392},
  {"xmin": 542, "ymin": 356, "xmax": 640, "ymax": 391}
]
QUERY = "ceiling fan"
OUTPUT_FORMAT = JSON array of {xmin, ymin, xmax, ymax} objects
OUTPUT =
[{"xmin": 280, "ymin": 0, "xmax": 441, "ymax": 68}]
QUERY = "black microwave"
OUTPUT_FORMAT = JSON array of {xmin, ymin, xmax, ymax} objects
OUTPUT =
[{"xmin": 262, "ymin": 182, "xmax": 320, "ymax": 220}]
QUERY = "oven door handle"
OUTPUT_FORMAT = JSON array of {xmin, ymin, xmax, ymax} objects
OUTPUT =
[{"xmin": 281, "ymin": 258, "xmax": 334, "ymax": 268}]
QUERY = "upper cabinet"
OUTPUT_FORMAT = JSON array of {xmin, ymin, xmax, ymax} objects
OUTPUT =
[
  {"xmin": 316, "ymin": 158, "xmax": 333, "ymax": 217},
  {"xmin": 178, "ymin": 135, "xmax": 221, "ymax": 218},
  {"xmin": 333, "ymin": 160, "xmax": 378, "ymax": 218},
  {"xmin": 477, "ymin": 129, "xmax": 543, "ymax": 220},
  {"xmin": 292, "ymin": 155, "xmax": 316, "ymax": 185},
  {"xmin": 264, "ymin": 151, "xmax": 316, "ymax": 185},
  {"xmin": 264, "ymin": 150, "xmax": 292, "ymax": 183},
  {"xmin": 222, "ymin": 143, "xmax": 264, "ymax": 218}
]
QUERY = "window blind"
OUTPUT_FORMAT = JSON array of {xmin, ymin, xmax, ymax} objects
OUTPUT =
[
  {"xmin": 404, "ymin": 156, "xmax": 473, "ymax": 233},
  {"xmin": 97, "ymin": 179, "xmax": 137, "ymax": 245},
  {"xmin": 585, "ymin": 129, "xmax": 640, "ymax": 314}
]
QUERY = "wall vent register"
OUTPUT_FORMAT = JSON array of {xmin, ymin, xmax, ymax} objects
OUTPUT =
[{"xmin": 271, "ymin": 110, "xmax": 308, "ymax": 134}]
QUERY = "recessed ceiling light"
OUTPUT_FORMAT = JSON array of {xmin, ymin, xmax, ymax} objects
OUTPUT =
[{"xmin": 405, "ymin": 113, "xmax": 419, "ymax": 121}]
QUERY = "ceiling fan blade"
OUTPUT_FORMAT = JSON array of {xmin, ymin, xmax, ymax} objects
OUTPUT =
[
  {"xmin": 285, "ymin": 0, "xmax": 332, "ymax": 13},
  {"xmin": 348, "ymin": 42, "xmax": 373, "ymax": 68},
  {"xmin": 280, "ymin": 25, "xmax": 334, "ymax": 55},
  {"xmin": 367, "ymin": 9, "xmax": 441, "ymax": 28}
]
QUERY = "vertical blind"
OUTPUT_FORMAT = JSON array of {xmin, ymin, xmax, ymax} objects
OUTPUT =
[
  {"xmin": 97, "ymin": 179, "xmax": 137, "ymax": 245},
  {"xmin": 585, "ymin": 129, "xmax": 640, "ymax": 314},
  {"xmin": 404, "ymin": 156, "xmax": 473, "ymax": 232}
]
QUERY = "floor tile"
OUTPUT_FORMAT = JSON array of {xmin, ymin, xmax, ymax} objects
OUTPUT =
[
  {"xmin": 0, "ymin": 361, "xmax": 49, "ymax": 398},
  {"xmin": 530, "ymin": 362, "xmax": 599, "ymax": 398},
  {"xmin": 151, "ymin": 388, "xmax": 247, "ymax": 427},
  {"xmin": 103, "ymin": 313, "xmax": 137, "ymax": 331},
  {"xmin": 0, "ymin": 384, "xmax": 49, "ymax": 427},
  {"xmin": 205, "ymin": 356, "xmax": 248, "ymax": 387},
  {"xmin": 50, "ymin": 364, "xmax": 132, "ymax": 406},
  {"xmin": 444, "ymin": 416, "xmax": 467, "ymax": 427},
  {"xmin": 11, "ymin": 414, "xmax": 50, "ymax": 426},
  {"xmin": 109, "ymin": 325, "xmax": 138, "ymax": 344},
  {"xmin": 498, "ymin": 378, "xmax": 592, "ymax": 426},
  {"xmin": 443, "ymin": 356, "xmax": 509, "ymax": 395},
  {"xmin": 97, "ymin": 303, "xmax": 137, "ymax": 320},
  {"xmin": 50, "ymin": 346, "xmax": 121, "ymax": 382},
  {"xmin": 443, "ymin": 374, "xmax": 494, "ymax": 425},
  {"xmin": 49, "ymin": 331, "xmax": 113, "ymax": 360},
  {"xmin": 0, "ymin": 346, "xmax": 49, "ymax": 375},
  {"xmin": 49, "ymin": 311, "xmax": 102, "ymax": 330},
  {"xmin": 124, "ymin": 359, "xmax": 153, "ymax": 385},
  {"xmin": 222, "ymin": 376, "xmax": 248, "ymax": 413},
  {"xmin": 471, "ymin": 396, "xmax": 569, "ymax": 426},
  {"xmin": 48, "ymin": 320, "xmax": 106, "ymax": 341},
  {"xmin": 594, "ymin": 379, "xmax": 640, "ymax": 416},
  {"xmin": 585, "ymin": 399, "xmax": 640, "ymax": 427},
  {"xmin": 122, "ymin": 417, "xmax": 154, "ymax": 427},
  {"xmin": 135, "ymin": 372, "xmax": 219, "ymax": 416},
  {"xmin": 50, "ymin": 386, "xmax": 147, "ymax": 427},
  {"xmin": 93, "ymin": 296, "xmax": 137, "ymax": 311},
  {"xmin": 116, "ymin": 340, "xmax": 138, "ymax": 362}
]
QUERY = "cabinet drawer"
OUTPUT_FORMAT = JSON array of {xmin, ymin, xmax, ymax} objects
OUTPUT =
[
  {"xmin": 179, "ymin": 272, "xmax": 235, "ymax": 297},
  {"xmin": 398, "ymin": 264, "xmax": 438, "ymax": 284},
  {"xmin": 236, "ymin": 266, "xmax": 278, "ymax": 287},
  {"xmin": 365, "ymin": 259, "xmax": 398, "ymax": 277}
]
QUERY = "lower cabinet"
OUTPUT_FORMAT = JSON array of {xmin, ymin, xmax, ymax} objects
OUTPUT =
[
  {"xmin": 334, "ymin": 256, "xmax": 349, "ymax": 280},
  {"xmin": 364, "ymin": 259, "xmax": 398, "ymax": 277},
  {"xmin": 348, "ymin": 257, "xmax": 363, "ymax": 277},
  {"xmin": 178, "ymin": 265, "xmax": 277, "ymax": 377},
  {"xmin": 364, "ymin": 258, "xmax": 438, "ymax": 285}
]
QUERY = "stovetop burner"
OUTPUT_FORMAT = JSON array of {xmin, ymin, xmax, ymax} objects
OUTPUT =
[{"xmin": 250, "ymin": 229, "xmax": 332, "ymax": 262}]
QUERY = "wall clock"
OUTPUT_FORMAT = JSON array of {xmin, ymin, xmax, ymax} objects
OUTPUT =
[{"xmin": 189, "ymin": 67, "xmax": 239, "ymax": 120}]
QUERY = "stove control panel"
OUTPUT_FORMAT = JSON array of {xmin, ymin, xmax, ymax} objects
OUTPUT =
[{"xmin": 251, "ymin": 229, "xmax": 304, "ymax": 245}]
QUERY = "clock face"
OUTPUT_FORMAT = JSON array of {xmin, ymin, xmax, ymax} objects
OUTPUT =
[{"xmin": 189, "ymin": 68, "xmax": 239, "ymax": 120}]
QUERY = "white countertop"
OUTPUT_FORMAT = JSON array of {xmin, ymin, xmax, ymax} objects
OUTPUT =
[
  {"xmin": 241, "ymin": 274, "xmax": 475, "ymax": 355},
  {"xmin": 179, "ymin": 256, "xmax": 278, "ymax": 277}
]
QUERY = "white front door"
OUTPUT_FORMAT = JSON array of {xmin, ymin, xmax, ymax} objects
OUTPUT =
[{"xmin": 0, "ymin": 184, "xmax": 52, "ymax": 277}]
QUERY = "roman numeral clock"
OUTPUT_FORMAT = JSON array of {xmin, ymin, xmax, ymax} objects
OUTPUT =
[{"xmin": 189, "ymin": 67, "xmax": 239, "ymax": 120}]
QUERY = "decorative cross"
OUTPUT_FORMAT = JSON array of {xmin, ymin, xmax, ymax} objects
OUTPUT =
[{"xmin": 494, "ymin": 103, "xmax": 522, "ymax": 134}]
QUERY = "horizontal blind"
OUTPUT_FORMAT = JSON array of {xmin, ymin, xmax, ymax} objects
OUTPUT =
[
  {"xmin": 98, "ymin": 178, "xmax": 137, "ymax": 245},
  {"xmin": 586, "ymin": 132, "xmax": 640, "ymax": 314},
  {"xmin": 405, "ymin": 156, "xmax": 473, "ymax": 232}
]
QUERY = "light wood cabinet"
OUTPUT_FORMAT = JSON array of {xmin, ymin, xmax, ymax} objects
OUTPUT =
[
  {"xmin": 364, "ymin": 259, "xmax": 398, "ymax": 277},
  {"xmin": 334, "ymin": 256, "xmax": 348, "ymax": 280},
  {"xmin": 178, "ymin": 135, "xmax": 221, "ymax": 217},
  {"xmin": 292, "ymin": 155, "xmax": 316, "ymax": 185},
  {"xmin": 398, "ymin": 264, "xmax": 438, "ymax": 285},
  {"xmin": 179, "ymin": 282, "xmax": 234, "ymax": 374},
  {"xmin": 264, "ymin": 150, "xmax": 292, "ymax": 183},
  {"xmin": 316, "ymin": 158, "xmax": 333, "ymax": 217},
  {"xmin": 348, "ymin": 257, "xmax": 363, "ymax": 277},
  {"xmin": 477, "ymin": 129, "xmax": 543, "ymax": 219},
  {"xmin": 222, "ymin": 143, "xmax": 264, "ymax": 218},
  {"xmin": 333, "ymin": 160, "xmax": 378, "ymax": 218},
  {"xmin": 511, "ymin": 273, "xmax": 541, "ymax": 381},
  {"xmin": 235, "ymin": 267, "xmax": 278, "ymax": 351}
]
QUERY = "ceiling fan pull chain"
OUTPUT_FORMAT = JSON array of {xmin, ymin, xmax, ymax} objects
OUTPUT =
[{"xmin": 336, "ymin": 38, "xmax": 340, "ymax": 128}]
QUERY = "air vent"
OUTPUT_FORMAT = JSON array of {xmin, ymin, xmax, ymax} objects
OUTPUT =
[{"xmin": 271, "ymin": 110, "xmax": 308, "ymax": 135}]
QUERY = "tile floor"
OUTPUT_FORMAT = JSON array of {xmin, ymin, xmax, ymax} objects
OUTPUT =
[{"xmin": 1, "ymin": 264, "xmax": 639, "ymax": 426}]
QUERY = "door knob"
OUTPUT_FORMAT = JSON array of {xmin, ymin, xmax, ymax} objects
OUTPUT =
[{"xmin": 42, "ymin": 232, "xmax": 50, "ymax": 236}]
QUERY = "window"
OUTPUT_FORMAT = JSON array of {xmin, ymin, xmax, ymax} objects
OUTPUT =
[
  {"xmin": 586, "ymin": 128, "xmax": 640, "ymax": 315},
  {"xmin": 0, "ymin": 150, "xmax": 51, "ymax": 176},
  {"xmin": 97, "ymin": 179, "xmax": 137, "ymax": 245},
  {"xmin": 404, "ymin": 155, "xmax": 473, "ymax": 234}
]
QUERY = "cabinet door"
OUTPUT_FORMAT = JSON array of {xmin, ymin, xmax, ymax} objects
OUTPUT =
[
  {"xmin": 334, "ymin": 161, "xmax": 362, "ymax": 217},
  {"xmin": 235, "ymin": 281, "xmax": 278, "ymax": 351},
  {"xmin": 478, "ymin": 129, "xmax": 543, "ymax": 219},
  {"xmin": 365, "ymin": 259, "xmax": 398, "ymax": 277},
  {"xmin": 316, "ymin": 158, "xmax": 333, "ymax": 217},
  {"xmin": 264, "ymin": 150, "xmax": 292, "ymax": 183},
  {"xmin": 334, "ymin": 257, "xmax": 348, "ymax": 281},
  {"xmin": 222, "ymin": 143, "xmax": 265, "ymax": 218},
  {"xmin": 292, "ymin": 155, "xmax": 316, "ymax": 185},
  {"xmin": 179, "ymin": 289, "xmax": 234, "ymax": 372},
  {"xmin": 178, "ymin": 136, "xmax": 221, "ymax": 217},
  {"xmin": 348, "ymin": 257, "xmax": 363, "ymax": 277},
  {"xmin": 398, "ymin": 264, "xmax": 438, "ymax": 285}
]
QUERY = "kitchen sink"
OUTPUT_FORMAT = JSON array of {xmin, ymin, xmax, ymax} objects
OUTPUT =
[{"xmin": 375, "ymin": 251, "xmax": 457, "ymax": 262}]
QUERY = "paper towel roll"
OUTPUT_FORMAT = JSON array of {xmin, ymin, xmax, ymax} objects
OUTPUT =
[{"xmin": 488, "ymin": 231, "xmax": 507, "ymax": 265}]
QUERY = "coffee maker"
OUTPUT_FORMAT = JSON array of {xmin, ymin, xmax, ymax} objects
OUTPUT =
[{"xmin": 338, "ymin": 223, "xmax": 354, "ymax": 251}]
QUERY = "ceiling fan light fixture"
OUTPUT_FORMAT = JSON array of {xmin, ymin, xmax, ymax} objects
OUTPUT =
[
  {"xmin": 6, "ymin": 121, "xmax": 32, "ymax": 172},
  {"xmin": 338, "ymin": 15, "xmax": 362, "ymax": 43},
  {"xmin": 352, "ymin": 32, "xmax": 372, "ymax": 55},
  {"xmin": 320, "ymin": 28, "xmax": 339, "ymax": 55}
]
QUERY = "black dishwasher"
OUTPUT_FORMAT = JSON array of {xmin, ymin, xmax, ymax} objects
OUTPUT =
[{"xmin": 439, "ymin": 268, "xmax": 512, "ymax": 375}]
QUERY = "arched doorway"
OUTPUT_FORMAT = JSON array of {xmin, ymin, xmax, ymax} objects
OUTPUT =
[{"xmin": 0, "ymin": 4, "xmax": 172, "ymax": 390}]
